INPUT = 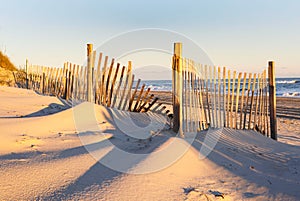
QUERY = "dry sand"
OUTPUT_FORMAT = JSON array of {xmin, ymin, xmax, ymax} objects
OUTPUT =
[{"xmin": 0, "ymin": 86, "xmax": 300, "ymax": 200}]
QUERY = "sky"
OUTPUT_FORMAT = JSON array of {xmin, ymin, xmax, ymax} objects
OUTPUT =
[{"xmin": 0, "ymin": 0, "xmax": 300, "ymax": 78}]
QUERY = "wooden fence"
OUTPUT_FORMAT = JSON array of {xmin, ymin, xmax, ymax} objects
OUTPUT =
[
  {"xmin": 13, "ymin": 44, "xmax": 168, "ymax": 114},
  {"xmin": 172, "ymin": 43, "xmax": 277, "ymax": 140}
]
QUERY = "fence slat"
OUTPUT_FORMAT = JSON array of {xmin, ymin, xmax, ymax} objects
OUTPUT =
[
  {"xmin": 248, "ymin": 73, "xmax": 257, "ymax": 129},
  {"xmin": 235, "ymin": 72, "xmax": 242, "ymax": 129},
  {"xmin": 239, "ymin": 72, "xmax": 247, "ymax": 129},
  {"xmin": 107, "ymin": 63, "xmax": 120, "ymax": 107},
  {"xmin": 112, "ymin": 66, "xmax": 126, "ymax": 108},
  {"xmin": 230, "ymin": 71, "xmax": 236, "ymax": 128}
]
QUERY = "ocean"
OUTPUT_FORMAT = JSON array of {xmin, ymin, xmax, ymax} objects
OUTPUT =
[{"xmin": 138, "ymin": 78, "xmax": 300, "ymax": 97}]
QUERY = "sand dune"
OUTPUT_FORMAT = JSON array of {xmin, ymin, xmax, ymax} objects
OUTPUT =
[{"xmin": 0, "ymin": 86, "xmax": 299, "ymax": 200}]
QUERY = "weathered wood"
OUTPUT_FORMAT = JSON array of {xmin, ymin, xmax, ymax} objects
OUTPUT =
[
  {"xmin": 248, "ymin": 74, "xmax": 257, "ymax": 129},
  {"xmin": 122, "ymin": 74, "xmax": 135, "ymax": 111},
  {"xmin": 95, "ymin": 53, "xmax": 103, "ymax": 104},
  {"xmin": 183, "ymin": 61, "xmax": 188, "ymax": 132},
  {"xmin": 226, "ymin": 70, "xmax": 231, "ymax": 128},
  {"xmin": 239, "ymin": 72, "xmax": 247, "ymax": 129},
  {"xmin": 213, "ymin": 66, "xmax": 217, "ymax": 128},
  {"xmin": 243, "ymin": 73, "xmax": 252, "ymax": 129},
  {"xmin": 128, "ymin": 78, "xmax": 141, "ymax": 111},
  {"xmin": 268, "ymin": 61, "xmax": 277, "ymax": 140},
  {"xmin": 217, "ymin": 67, "xmax": 221, "ymax": 128},
  {"xmin": 133, "ymin": 84, "xmax": 145, "ymax": 112},
  {"xmin": 209, "ymin": 66, "xmax": 215, "ymax": 128},
  {"xmin": 137, "ymin": 87, "xmax": 151, "ymax": 112},
  {"xmin": 107, "ymin": 63, "xmax": 120, "ymax": 107},
  {"xmin": 118, "ymin": 66, "xmax": 131, "ymax": 110},
  {"xmin": 144, "ymin": 97, "xmax": 159, "ymax": 112},
  {"xmin": 103, "ymin": 59, "xmax": 115, "ymax": 105},
  {"xmin": 234, "ymin": 72, "xmax": 242, "ymax": 129},
  {"xmin": 100, "ymin": 56, "xmax": 108, "ymax": 104},
  {"xmin": 138, "ymin": 94, "xmax": 154, "ymax": 112},
  {"xmin": 172, "ymin": 42, "xmax": 183, "ymax": 136},
  {"xmin": 112, "ymin": 66, "xmax": 126, "ymax": 108},
  {"xmin": 230, "ymin": 71, "xmax": 236, "ymax": 128},
  {"xmin": 26, "ymin": 59, "xmax": 29, "ymax": 89},
  {"xmin": 223, "ymin": 67, "xmax": 227, "ymax": 127},
  {"xmin": 254, "ymin": 74, "xmax": 261, "ymax": 130},
  {"xmin": 87, "ymin": 44, "xmax": 93, "ymax": 102},
  {"xmin": 265, "ymin": 71, "xmax": 270, "ymax": 137}
]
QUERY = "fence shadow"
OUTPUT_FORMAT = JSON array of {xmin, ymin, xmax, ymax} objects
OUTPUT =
[{"xmin": 190, "ymin": 128, "xmax": 300, "ymax": 198}]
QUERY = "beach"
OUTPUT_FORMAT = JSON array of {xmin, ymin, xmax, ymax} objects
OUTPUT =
[{"xmin": 0, "ymin": 86, "xmax": 299, "ymax": 200}]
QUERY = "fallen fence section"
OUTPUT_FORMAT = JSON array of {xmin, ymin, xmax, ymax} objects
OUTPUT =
[{"xmin": 14, "ymin": 44, "xmax": 170, "ymax": 117}]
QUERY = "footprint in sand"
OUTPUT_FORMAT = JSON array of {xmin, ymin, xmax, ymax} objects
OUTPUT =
[{"xmin": 15, "ymin": 134, "xmax": 42, "ymax": 149}]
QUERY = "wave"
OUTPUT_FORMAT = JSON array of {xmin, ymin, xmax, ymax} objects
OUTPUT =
[
  {"xmin": 276, "ymin": 80, "xmax": 300, "ymax": 84},
  {"xmin": 282, "ymin": 92, "xmax": 300, "ymax": 97}
]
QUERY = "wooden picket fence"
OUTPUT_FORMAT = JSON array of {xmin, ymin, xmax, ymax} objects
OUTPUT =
[
  {"xmin": 172, "ymin": 43, "xmax": 277, "ymax": 140},
  {"xmin": 13, "ymin": 44, "xmax": 167, "ymax": 114}
]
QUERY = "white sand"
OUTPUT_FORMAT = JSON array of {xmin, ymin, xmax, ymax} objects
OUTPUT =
[{"xmin": 0, "ymin": 86, "xmax": 299, "ymax": 200}]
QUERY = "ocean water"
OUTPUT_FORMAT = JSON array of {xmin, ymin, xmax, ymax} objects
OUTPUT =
[{"xmin": 138, "ymin": 78, "xmax": 300, "ymax": 97}]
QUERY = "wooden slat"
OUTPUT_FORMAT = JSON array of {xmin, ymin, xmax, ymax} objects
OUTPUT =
[
  {"xmin": 222, "ymin": 67, "xmax": 227, "ymax": 127},
  {"xmin": 95, "ymin": 52, "xmax": 103, "ymax": 104},
  {"xmin": 217, "ymin": 67, "xmax": 221, "ymax": 128},
  {"xmin": 112, "ymin": 66, "xmax": 126, "ymax": 108},
  {"xmin": 239, "ymin": 72, "xmax": 247, "ymax": 129},
  {"xmin": 243, "ymin": 73, "xmax": 252, "ymax": 129},
  {"xmin": 230, "ymin": 71, "xmax": 236, "ymax": 128},
  {"xmin": 198, "ymin": 75, "xmax": 206, "ymax": 129},
  {"xmin": 191, "ymin": 61, "xmax": 197, "ymax": 132},
  {"xmin": 226, "ymin": 70, "xmax": 231, "ymax": 128},
  {"xmin": 254, "ymin": 74, "xmax": 261, "ymax": 130},
  {"xmin": 133, "ymin": 84, "xmax": 145, "ymax": 112},
  {"xmin": 103, "ymin": 58, "xmax": 115, "ymax": 105},
  {"xmin": 144, "ymin": 97, "xmax": 159, "ymax": 112},
  {"xmin": 204, "ymin": 65, "xmax": 211, "ymax": 126},
  {"xmin": 137, "ymin": 88, "xmax": 151, "ymax": 112},
  {"xmin": 183, "ymin": 60, "xmax": 188, "ymax": 132},
  {"xmin": 213, "ymin": 66, "xmax": 217, "ymax": 128},
  {"xmin": 195, "ymin": 74, "xmax": 203, "ymax": 130},
  {"xmin": 107, "ymin": 63, "xmax": 120, "ymax": 107},
  {"xmin": 100, "ymin": 56, "xmax": 108, "ymax": 104},
  {"xmin": 138, "ymin": 94, "xmax": 154, "ymax": 112},
  {"xmin": 209, "ymin": 65, "xmax": 215, "ymax": 128},
  {"xmin": 248, "ymin": 73, "xmax": 257, "ymax": 129},
  {"xmin": 128, "ymin": 78, "xmax": 141, "ymax": 111},
  {"xmin": 118, "ymin": 67, "xmax": 131, "ymax": 110},
  {"xmin": 235, "ymin": 72, "xmax": 242, "ymax": 129},
  {"xmin": 122, "ymin": 74, "xmax": 135, "ymax": 111},
  {"xmin": 265, "ymin": 70, "xmax": 270, "ymax": 137}
]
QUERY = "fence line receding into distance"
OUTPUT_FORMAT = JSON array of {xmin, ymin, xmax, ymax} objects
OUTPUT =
[{"xmin": 13, "ymin": 44, "xmax": 169, "ymax": 116}]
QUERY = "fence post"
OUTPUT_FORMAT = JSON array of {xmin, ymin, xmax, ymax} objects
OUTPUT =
[
  {"xmin": 87, "ymin": 44, "xmax": 93, "ymax": 102},
  {"xmin": 268, "ymin": 61, "xmax": 277, "ymax": 140},
  {"xmin": 172, "ymin": 43, "xmax": 184, "ymax": 137},
  {"xmin": 25, "ymin": 59, "xmax": 29, "ymax": 89}
]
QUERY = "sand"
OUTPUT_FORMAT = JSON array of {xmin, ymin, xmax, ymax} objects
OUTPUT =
[{"xmin": 0, "ymin": 86, "xmax": 300, "ymax": 200}]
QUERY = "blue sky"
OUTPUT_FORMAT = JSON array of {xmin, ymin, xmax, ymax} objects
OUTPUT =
[{"xmin": 0, "ymin": 0, "xmax": 299, "ymax": 77}]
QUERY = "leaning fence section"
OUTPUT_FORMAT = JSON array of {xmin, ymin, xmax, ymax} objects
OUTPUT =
[
  {"xmin": 13, "ymin": 45, "xmax": 167, "ymax": 115},
  {"xmin": 172, "ymin": 43, "xmax": 277, "ymax": 139}
]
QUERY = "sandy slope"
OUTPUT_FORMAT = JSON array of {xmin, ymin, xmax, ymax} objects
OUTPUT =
[{"xmin": 0, "ymin": 86, "xmax": 299, "ymax": 201}]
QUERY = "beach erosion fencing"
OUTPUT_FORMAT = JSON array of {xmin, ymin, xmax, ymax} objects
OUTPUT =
[
  {"xmin": 13, "ymin": 44, "xmax": 169, "ymax": 115},
  {"xmin": 172, "ymin": 43, "xmax": 277, "ymax": 140}
]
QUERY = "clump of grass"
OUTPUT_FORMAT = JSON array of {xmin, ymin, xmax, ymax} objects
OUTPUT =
[{"xmin": 0, "ymin": 51, "xmax": 17, "ymax": 71}]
